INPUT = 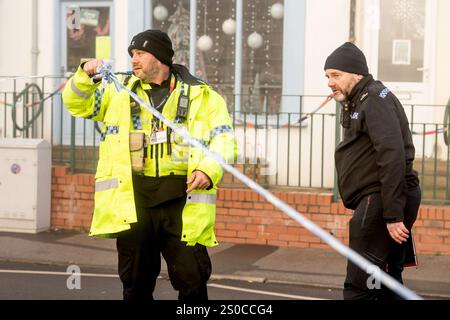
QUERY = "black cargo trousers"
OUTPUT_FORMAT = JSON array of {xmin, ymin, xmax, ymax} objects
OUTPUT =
[
  {"xmin": 343, "ymin": 186, "xmax": 421, "ymax": 300},
  {"xmin": 116, "ymin": 176, "xmax": 212, "ymax": 302}
]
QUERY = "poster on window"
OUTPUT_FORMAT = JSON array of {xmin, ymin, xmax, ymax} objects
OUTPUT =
[
  {"xmin": 66, "ymin": 6, "xmax": 110, "ymax": 73},
  {"xmin": 392, "ymin": 40, "xmax": 411, "ymax": 65}
]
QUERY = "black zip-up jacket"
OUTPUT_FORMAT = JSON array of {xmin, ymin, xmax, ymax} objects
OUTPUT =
[{"xmin": 335, "ymin": 75, "xmax": 419, "ymax": 222}]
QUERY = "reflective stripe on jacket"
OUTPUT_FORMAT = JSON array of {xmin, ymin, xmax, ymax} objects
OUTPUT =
[{"xmin": 62, "ymin": 65, "xmax": 237, "ymax": 247}]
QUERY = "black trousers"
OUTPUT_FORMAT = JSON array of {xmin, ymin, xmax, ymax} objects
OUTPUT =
[
  {"xmin": 116, "ymin": 195, "xmax": 212, "ymax": 302},
  {"xmin": 343, "ymin": 186, "xmax": 421, "ymax": 300}
]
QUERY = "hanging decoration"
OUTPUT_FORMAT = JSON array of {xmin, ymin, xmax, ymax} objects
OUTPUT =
[
  {"xmin": 197, "ymin": 1, "xmax": 213, "ymax": 51},
  {"xmin": 247, "ymin": 31, "xmax": 263, "ymax": 50},
  {"xmin": 197, "ymin": 34, "xmax": 213, "ymax": 51},
  {"xmin": 270, "ymin": 2, "xmax": 284, "ymax": 19},
  {"xmin": 153, "ymin": 4, "xmax": 168, "ymax": 21},
  {"xmin": 222, "ymin": 18, "xmax": 236, "ymax": 35}
]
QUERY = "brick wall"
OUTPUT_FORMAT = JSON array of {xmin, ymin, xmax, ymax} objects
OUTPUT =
[
  {"xmin": 51, "ymin": 165, "xmax": 94, "ymax": 231},
  {"xmin": 51, "ymin": 165, "xmax": 450, "ymax": 255},
  {"xmin": 216, "ymin": 188, "xmax": 450, "ymax": 255}
]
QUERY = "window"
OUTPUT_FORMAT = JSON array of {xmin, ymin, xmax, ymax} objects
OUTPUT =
[
  {"xmin": 66, "ymin": 6, "xmax": 111, "ymax": 73},
  {"xmin": 151, "ymin": 0, "xmax": 284, "ymax": 113},
  {"xmin": 378, "ymin": 0, "xmax": 425, "ymax": 82},
  {"xmin": 241, "ymin": 0, "xmax": 283, "ymax": 114}
]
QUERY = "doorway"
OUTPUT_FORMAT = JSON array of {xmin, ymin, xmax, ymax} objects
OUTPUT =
[
  {"xmin": 57, "ymin": 1, "xmax": 113, "ymax": 149},
  {"xmin": 360, "ymin": 0, "xmax": 436, "ymax": 105}
]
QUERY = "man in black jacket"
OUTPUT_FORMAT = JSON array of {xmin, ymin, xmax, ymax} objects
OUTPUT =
[{"xmin": 324, "ymin": 42, "xmax": 421, "ymax": 300}]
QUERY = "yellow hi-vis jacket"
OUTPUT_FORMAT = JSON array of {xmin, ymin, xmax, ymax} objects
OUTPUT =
[{"xmin": 62, "ymin": 64, "xmax": 237, "ymax": 247}]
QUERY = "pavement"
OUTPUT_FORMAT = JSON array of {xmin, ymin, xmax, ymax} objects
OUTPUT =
[{"xmin": 0, "ymin": 229, "xmax": 449, "ymax": 299}]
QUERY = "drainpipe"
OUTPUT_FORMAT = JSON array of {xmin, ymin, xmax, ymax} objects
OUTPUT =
[
  {"xmin": 31, "ymin": 0, "xmax": 40, "ymax": 77},
  {"xmin": 234, "ymin": 0, "xmax": 243, "ymax": 113},
  {"xmin": 189, "ymin": 0, "xmax": 197, "ymax": 74},
  {"xmin": 31, "ymin": 0, "xmax": 40, "ymax": 138}
]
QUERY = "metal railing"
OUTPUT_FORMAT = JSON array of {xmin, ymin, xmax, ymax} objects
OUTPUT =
[{"xmin": 1, "ymin": 75, "xmax": 449, "ymax": 203}]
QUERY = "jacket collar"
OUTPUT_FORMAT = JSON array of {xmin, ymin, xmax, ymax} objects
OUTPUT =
[
  {"xmin": 127, "ymin": 69, "xmax": 207, "ymax": 100},
  {"xmin": 347, "ymin": 74, "xmax": 373, "ymax": 104},
  {"xmin": 171, "ymin": 64, "xmax": 206, "ymax": 86}
]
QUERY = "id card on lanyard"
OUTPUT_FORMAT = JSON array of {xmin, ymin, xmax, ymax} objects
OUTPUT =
[
  {"xmin": 146, "ymin": 75, "xmax": 175, "ymax": 145},
  {"xmin": 149, "ymin": 127, "xmax": 167, "ymax": 145}
]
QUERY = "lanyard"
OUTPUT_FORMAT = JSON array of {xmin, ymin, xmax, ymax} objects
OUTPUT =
[{"xmin": 146, "ymin": 74, "xmax": 176, "ymax": 129}]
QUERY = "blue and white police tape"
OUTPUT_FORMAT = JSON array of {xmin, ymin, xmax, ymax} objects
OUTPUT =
[{"xmin": 97, "ymin": 63, "xmax": 422, "ymax": 300}]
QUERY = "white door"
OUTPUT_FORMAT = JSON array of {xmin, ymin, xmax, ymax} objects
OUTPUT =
[
  {"xmin": 360, "ymin": 0, "xmax": 436, "ymax": 105},
  {"xmin": 360, "ymin": 0, "xmax": 438, "ymax": 158}
]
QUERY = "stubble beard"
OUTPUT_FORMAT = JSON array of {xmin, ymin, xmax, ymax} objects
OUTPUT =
[
  {"xmin": 135, "ymin": 62, "xmax": 160, "ymax": 83},
  {"xmin": 142, "ymin": 68, "xmax": 159, "ymax": 83},
  {"xmin": 333, "ymin": 92, "xmax": 346, "ymax": 102}
]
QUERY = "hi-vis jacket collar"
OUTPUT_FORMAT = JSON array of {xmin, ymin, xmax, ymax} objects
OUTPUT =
[
  {"xmin": 127, "ymin": 74, "xmax": 204, "ymax": 100},
  {"xmin": 126, "ymin": 64, "xmax": 206, "ymax": 100},
  {"xmin": 135, "ymin": 73, "xmax": 176, "ymax": 92}
]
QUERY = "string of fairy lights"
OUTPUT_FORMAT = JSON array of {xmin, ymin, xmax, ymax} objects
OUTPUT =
[{"xmin": 152, "ymin": 1, "xmax": 284, "ymax": 111}]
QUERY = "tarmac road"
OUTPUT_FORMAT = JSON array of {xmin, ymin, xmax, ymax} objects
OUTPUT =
[
  {"xmin": 1, "ymin": 230, "xmax": 449, "ymax": 301},
  {"xmin": 0, "ymin": 261, "xmax": 447, "ymax": 301},
  {"xmin": 0, "ymin": 261, "xmax": 341, "ymax": 300}
]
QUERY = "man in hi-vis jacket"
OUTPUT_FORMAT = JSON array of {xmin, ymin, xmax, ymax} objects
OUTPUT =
[{"xmin": 63, "ymin": 29, "xmax": 237, "ymax": 301}]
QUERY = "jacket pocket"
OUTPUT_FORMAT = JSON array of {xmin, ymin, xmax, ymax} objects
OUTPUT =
[
  {"xmin": 96, "ymin": 122, "xmax": 122, "ymax": 179},
  {"xmin": 181, "ymin": 200, "xmax": 215, "ymax": 244},
  {"xmin": 95, "ymin": 139, "xmax": 113, "ymax": 179},
  {"xmin": 129, "ymin": 132, "xmax": 145, "ymax": 174},
  {"xmin": 188, "ymin": 120, "xmax": 210, "ymax": 165},
  {"xmin": 170, "ymin": 124, "xmax": 190, "ymax": 163}
]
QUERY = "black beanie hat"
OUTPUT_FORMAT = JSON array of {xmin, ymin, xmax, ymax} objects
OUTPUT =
[
  {"xmin": 128, "ymin": 29, "xmax": 174, "ymax": 66},
  {"xmin": 324, "ymin": 42, "xmax": 369, "ymax": 75}
]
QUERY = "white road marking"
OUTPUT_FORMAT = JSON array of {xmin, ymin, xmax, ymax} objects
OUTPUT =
[
  {"xmin": 0, "ymin": 269, "xmax": 118, "ymax": 278},
  {"xmin": 0, "ymin": 269, "xmax": 329, "ymax": 300},
  {"xmin": 207, "ymin": 283, "xmax": 328, "ymax": 300}
]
